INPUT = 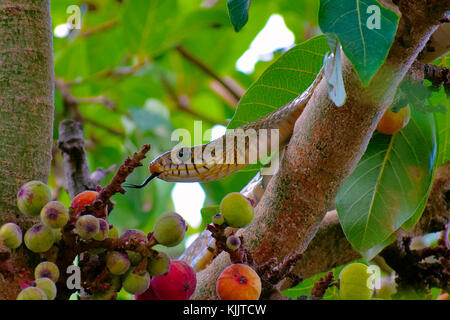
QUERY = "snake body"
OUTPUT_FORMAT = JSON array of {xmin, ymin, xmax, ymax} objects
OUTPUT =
[{"xmin": 127, "ymin": 68, "xmax": 324, "ymax": 188}]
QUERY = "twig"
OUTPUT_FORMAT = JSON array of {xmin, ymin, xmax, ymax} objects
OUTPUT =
[
  {"xmin": 55, "ymin": 78, "xmax": 117, "ymax": 112},
  {"xmin": 55, "ymin": 78, "xmax": 125, "ymax": 137},
  {"xmin": 83, "ymin": 117, "xmax": 125, "ymax": 137},
  {"xmin": 206, "ymin": 224, "xmax": 249, "ymax": 264},
  {"xmin": 57, "ymin": 119, "xmax": 97, "ymax": 199},
  {"xmin": 78, "ymin": 144, "xmax": 151, "ymax": 219},
  {"xmin": 76, "ymin": 96, "xmax": 117, "ymax": 110},
  {"xmin": 159, "ymin": 73, "xmax": 227, "ymax": 125},
  {"xmin": 409, "ymin": 61, "xmax": 450, "ymax": 94},
  {"xmin": 255, "ymin": 253, "xmax": 303, "ymax": 298},
  {"xmin": 90, "ymin": 165, "xmax": 117, "ymax": 185},
  {"xmin": 309, "ymin": 271, "xmax": 336, "ymax": 300},
  {"xmin": 92, "ymin": 57, "xmax": 149, "ymax": 81},
  {"xmin": 81, "ymin": 19, "xmax": 118, "ymax": 37},
  {"xmin": 380, "ymin": 236, "xmax": 450, "ymax": 294},
  {"xmin": 175, "ymin": 45, "xmax": 242, "ymax": 102}
]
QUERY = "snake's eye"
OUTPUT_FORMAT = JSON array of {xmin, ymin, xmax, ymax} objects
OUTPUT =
[{"xmin": 173, "ymin": 147, "xmax": 190, "ymax": 164}]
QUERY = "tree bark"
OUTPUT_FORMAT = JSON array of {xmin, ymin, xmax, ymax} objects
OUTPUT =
[
  {"xmin": 0, "ymin": 0, "xmax": 54, "ymax": 299},
  {"xmin": 192, "ymin": 0, "xmax": 450, "ymax": 299}
]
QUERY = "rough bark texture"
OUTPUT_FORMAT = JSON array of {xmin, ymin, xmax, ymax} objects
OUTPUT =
[
  {"xmin": 58, "ymin": 119, "xmax": 96, "ymax": 199},
  {"xmin": 0, "ymin": 0, "xmax": 54, "ymax": 299},
  {"xmin": 192, "ymin": 0, "xmax": 450, "ymax": 299}
]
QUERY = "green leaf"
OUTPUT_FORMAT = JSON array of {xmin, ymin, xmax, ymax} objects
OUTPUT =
[
  {"xmin": 360, "ymin": 233, "xmax": 396, "ymax": 261},
  {"xmin": 130, "ymin": 99, "xmax": 171, "ymax": 132},
  {"xmin": 336, "ymin": 108, "xmax": 437, "ymax": 252},
  {"xmin": 228, "ymin": 35, "xmax": 329, "ymax": 130},
  {"xmin": 432, "ymin": 88, "xmax": 450, "ymax": 166},
  {"xmin": 436, "ymin": 110, "xmax": 450, "ymax": 166},
  {"xmin": 121, "ymin": 0, "xmax": 179, "ymax": 55},
  {"xmin": 319, "ymin": 0, "xmax": 399, "ymax": 85},
  {"xmin": 200, "ymin": 205, "xmax": 220, "ymax": 230},
  {"xmin": 227, "ymin": 0, "xmax": 251, "ymax": 32}
]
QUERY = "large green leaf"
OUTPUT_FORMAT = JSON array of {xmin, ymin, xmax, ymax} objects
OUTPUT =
[
  {"xmin": 228, "ymin": 35, "xmax": 329, "ymax": 129},
  {"xmin": 319, "ymin": 0, "xmax": 399, "ymax": 85},
  {"xmin": 336, "ymin": 108, "xmax": 437, "ymax": 253}
]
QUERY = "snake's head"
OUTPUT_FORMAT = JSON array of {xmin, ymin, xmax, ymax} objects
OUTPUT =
[
  {"xmin": 149, "ymin": 154, "xmax": 167, "ymax": 176},
  {"xmin": 149, "ymin": 147, "xmax": 186, "ymax": 177}
]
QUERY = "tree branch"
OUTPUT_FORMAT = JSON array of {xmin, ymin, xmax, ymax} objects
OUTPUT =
[
  {"xmin": 175, "ymin": 45, "xmax": 243, "ymax": 104},
  {"xmin": 57, "ymin": 120, "xmax": 97, "ymax": 199},
  {"xmin": 159, "ymin": 73, "xmax": 228, "ymax": 126}
]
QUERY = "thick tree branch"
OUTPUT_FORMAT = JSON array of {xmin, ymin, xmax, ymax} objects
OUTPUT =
[
  {"xmin": 192, "ymin": 0, "xmax": 450, "ymax": 299},
  {"xmin": 0, "ymin": 0, "xmax": 54, "ymax": 299}
]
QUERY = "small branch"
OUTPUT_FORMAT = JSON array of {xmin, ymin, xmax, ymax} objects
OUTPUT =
[
  {"xmin": 210, "ymin": 77, "xmax": 245, "ymax": 108},
  {"xmin": 409, "ymin": 61, "xmax": 450, "ymax": 94},
  {"xmin": 57, "ymin": 119, "xmax": 96, "ymax": 199},
  {"xmin": 206, "ymin": 224, "xmax": 249, "ymax": 264},
  {"xmin": 76, "ymin": 96, "xmax": 117, "ymax": 110},
  {"xmin": 92, "ymin": 57, "xmax": 149, "ymax": 81},
  {"xmin": 79, "ymin": 144, "xmax": 151, "ymax": 218},
  {"xmin": 309, "ymin": 271, "xmax": 337, "ymax": 300},
  {"xmin": 55, "ymin": 78, "xmax": 125, "ymax": 137},
  {"xmin": 55, "ymin": 78, "xmax": 119, "ymax": 113},
  {"xmin": 90, "ymin": 165, "xmax": 117, "ymax": 185},
  {"xmin": 380, "ymin": 236, "xmax": 450, "ymax": 294},
  {"xmin": 175, "ymin": 45, "xmax": 243, "ymax": 102},
  {"xmin": 83, "ymin": 117, "xmax": 125, "ymax": 137},
  {"xmin": 80, "ymin": 19, "xmax": 118, "ymax": 37},
  {"xmin": 159, "ymin": 73, "xmax": 227, "ymax": 126}
]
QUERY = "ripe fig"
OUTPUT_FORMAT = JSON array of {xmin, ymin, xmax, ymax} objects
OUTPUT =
[
  {"xmin": 216, "ymin": 264, "xmax": 261, "ymax": 300},
  {"xmin": 151, "ymin": 260, "xmax": 196, "ymax": 300}
]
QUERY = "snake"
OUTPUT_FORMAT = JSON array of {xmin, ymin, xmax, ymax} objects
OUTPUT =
[{"xmin": 125, "ymin": 67, "xmax": 324, "ymax": 189}]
